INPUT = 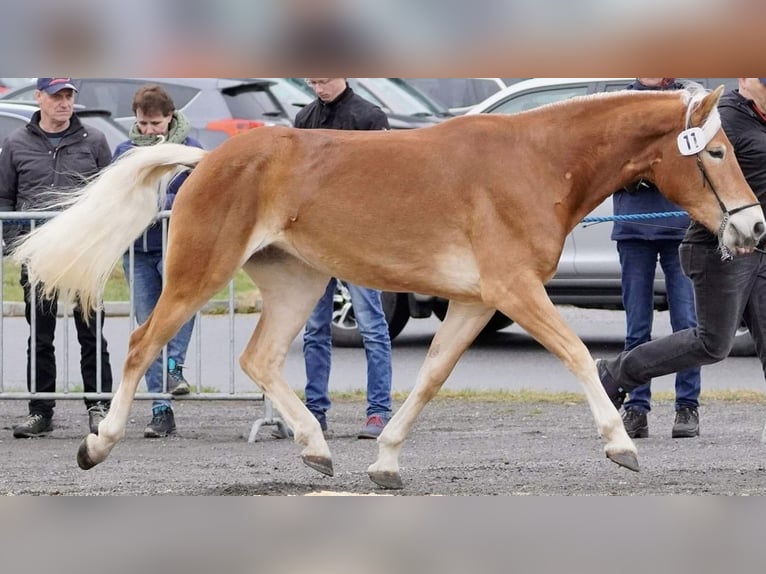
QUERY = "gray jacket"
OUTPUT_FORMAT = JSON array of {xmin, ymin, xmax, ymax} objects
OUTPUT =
[{"xmin": 0, "ymin": 111, "xmax": 111, "ymax": 214}]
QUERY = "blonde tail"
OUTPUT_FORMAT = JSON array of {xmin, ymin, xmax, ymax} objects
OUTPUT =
[{"xmin": 11, "ymin": 143, "xmax": 207, "ymax": 312}]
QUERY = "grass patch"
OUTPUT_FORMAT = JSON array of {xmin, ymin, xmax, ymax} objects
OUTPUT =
[{"xmin": 2, "ymin": 259, "xmax": 258, "ymax": 302}]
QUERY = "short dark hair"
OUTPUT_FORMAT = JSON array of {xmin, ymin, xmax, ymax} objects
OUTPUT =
[{"xmin": 132, "ymin": 84, "xmax": 175, "ymax": 116}]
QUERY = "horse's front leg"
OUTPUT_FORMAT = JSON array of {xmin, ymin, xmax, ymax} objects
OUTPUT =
[
  {"xmin": 368, "ymin": 302, "xmax": 494, "ymax": 489},
  {"xmin": 496, "ymin": 283, "xmax": 639, "ymax": 471}
]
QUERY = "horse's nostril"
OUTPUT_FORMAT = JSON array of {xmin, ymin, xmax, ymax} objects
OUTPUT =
[{"xmin": 755, "ymin": 221, "xmax": 765, "ymax": 239}]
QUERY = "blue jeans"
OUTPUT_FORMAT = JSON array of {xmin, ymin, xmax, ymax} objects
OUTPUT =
[
  {"xmin": 603, "ymin": 242, "xmax": 766, "ymax": 405},
  {"xmin": 617, "ymin": 240, "xmax": 701, "ymax": 412},
  {"xmin": 123, "ymin": 251, "xmax": 195, "ymax": 410},
  {"xmin": 303, "ymin": 279, "xmax": 392, "ymax": 423}
]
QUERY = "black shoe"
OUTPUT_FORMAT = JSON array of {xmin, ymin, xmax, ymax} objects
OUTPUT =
[
  {"xmin": 622, "ymin": 408, "xmax": 649, "ymax": 439},
  {"xmin": 13, "ymin": 414, "xmax": 53, "ymax": 438},
  {"xmin": 596, "ymin": 359, "xmax": 626, "ymax": 410},
  {"xmin": 672, "ymin": 407, "xmax": 699, "ymax": 438},
  {"xmin": 87, "ymin": 403, "xmax": 109, "ymax": 435},
  {"xmin": 167, "ymin": 359, "xmax": 190, "ymax": 396},
  {"xmin": 144, "ymin": 408, "xmax": 176, "ymax": 438}
]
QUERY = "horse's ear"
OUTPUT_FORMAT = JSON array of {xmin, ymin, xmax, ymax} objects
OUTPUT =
[{"xmin": 692, "ymin": 85, "xmax": 725, "ymax": 126}]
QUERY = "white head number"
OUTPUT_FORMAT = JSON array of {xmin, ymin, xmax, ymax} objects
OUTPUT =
[{"xmin": 677, "ymin": 127, "xmax": 706, "ymax": 156}]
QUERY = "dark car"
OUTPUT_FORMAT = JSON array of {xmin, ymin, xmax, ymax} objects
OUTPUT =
[
  {"xmin": 0, "ymin": 100, "xmax": 128, "ymax": 152},
  {"xmin": 3, "ymin": 78, "xmax": 313, "ymax": 149}
]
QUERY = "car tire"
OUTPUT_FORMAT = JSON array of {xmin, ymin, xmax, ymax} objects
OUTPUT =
[
  {"xmin": 330, "ymin": 284, "xmax": 410, "ymax": 348},
  {"xmin": 729, "ymin": 325, "xmax": 756, "ymax": 357},
  {"xmin": 432, "ymin": 300, "xmax": 514, "ymax": 334}
]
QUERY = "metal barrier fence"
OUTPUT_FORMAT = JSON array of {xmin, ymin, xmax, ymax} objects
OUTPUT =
[{"xmin": 0, "ymin": 211, "xmax": 286, "ymax": 441}]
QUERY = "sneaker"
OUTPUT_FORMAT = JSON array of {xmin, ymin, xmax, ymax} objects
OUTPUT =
[
  {"xmin": 13, "ymin": 413, "xmax": 53, "ymax": 438},
  {"xmin": 271, "ymin": 415, "xmax": 328, "ymax": 439},
  {"xmin": 596, "ymin": 359, "xmax": 626, "ymax": 411},
  {"xmin": 87, "ymin": 403, "xmax": 109, "ymax": 435},
  {"xmin": 622, "ymin": 408, "xmax": 649, "ymax": 439},
  {"xmin": 144, "ymin": 407, "xmax": 176, "ymax": 438},
  {"xmin": 358, "ymin": 413, "xmax": 390, "ymax": 439},
  {"xmin": 167, "ymin": 358, "xmax": 190, "ymax": 396},
  {"xmin": 672, "ymin": 406, "xmax": 699, "ymax": 438}
]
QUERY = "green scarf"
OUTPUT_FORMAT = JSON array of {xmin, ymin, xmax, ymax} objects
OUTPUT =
[{"xmin": 129, "ymin": 111, "xmax": 192, "ymax": 146}]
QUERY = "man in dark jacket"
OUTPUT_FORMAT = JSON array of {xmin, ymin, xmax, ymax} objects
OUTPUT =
[
  {"xmin": 273, "ymin": 78, "xmax": 393, "ymax": 440},
  {"xmin": 599, "ymin": 79, "xmax": 766, "ymax": 436},
  {"xmin": 0, "ymin": 77, "xmax": 114, "ymax": 438},
  {"xmin": 610, "ymin": 78, "xmax": 701, "ymax": 439}
]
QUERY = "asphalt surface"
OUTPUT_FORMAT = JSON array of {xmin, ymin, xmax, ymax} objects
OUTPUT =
[{"xmin": 2, "ymin": 395, "xmax": 766, "ymax": 495}]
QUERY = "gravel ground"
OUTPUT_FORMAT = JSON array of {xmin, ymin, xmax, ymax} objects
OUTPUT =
[{"xmin": 2, "ymin": 397, "xmax": 766, "ymax": 495}]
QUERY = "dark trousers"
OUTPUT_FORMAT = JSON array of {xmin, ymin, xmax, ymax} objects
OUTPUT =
[
  {"xmin": 21, "ymin": 267, "xmax": 113, "ymax": 418},
  {"xmin": 605, "ymin": 244, "xmax": 766, "ymax": 392}
]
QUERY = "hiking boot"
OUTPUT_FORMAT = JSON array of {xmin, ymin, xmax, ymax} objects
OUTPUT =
[
  {"xmin": 596, "ymin": 359, "xmax": 626, "ymax": 411},
  {"xmin": 13, "ymin": 413, "xmax": 53, "ymax": 438},
  {"xmin": 672, "ymin": 407, "xmax": 699, "ymax": 438},
  {"xmin": 87, "ymin": 403, "xmax": 109, "ymax": 435},
  {"xmin": 167, "ymin": 358, "xmax": 190, "ymax": 396},
  {"xmin": 271, "ymin": 415, "xmax": 328, "ymax": 439},
  {"xmin": 622, "ymin": 408, "xmax": 649, "ymax": 439},
  {"xmin": 358, "ymin": 413, "xmax": 390, "ymax": 439},
  {"xmin": 144, "ymin": 407, "xmax": 176, "ymax": 438}
]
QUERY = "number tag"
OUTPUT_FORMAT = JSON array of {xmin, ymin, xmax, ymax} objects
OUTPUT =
[{"xmin": 677, "ymin": 127, "xmax": 706, "ymax": 156}]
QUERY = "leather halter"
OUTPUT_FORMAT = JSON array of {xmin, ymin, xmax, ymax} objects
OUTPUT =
[{"xmin": 685, "ymin": 101, "xmax": 760, "ymax": 260}]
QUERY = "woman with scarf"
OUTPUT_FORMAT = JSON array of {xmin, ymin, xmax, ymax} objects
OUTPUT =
[{"xmin": 112, "ymin": 84, "xmax": 203, "ymax": 438}]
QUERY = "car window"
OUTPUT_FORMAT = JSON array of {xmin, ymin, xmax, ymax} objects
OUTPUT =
[
  {"xmin": 358, "ymin": 78, "xmax": 438, "ymax": 116},
  {"xmin": 264, "ymin": 81, "xmax": 313, "ymax": 121},
  {"xmin": 223, "ymin": 87, "xmax": 283, "ymax": 119},
  {"xmin": 487, "ymin": 85, "xmax": 590, "ymax": 114},
  {"xmin": 76, "ymin": 80, "xmax": 199, "ymax": 119},
  {"xmin": 408, "ymin": 78, "xmax": 503, "ymax": 109}
]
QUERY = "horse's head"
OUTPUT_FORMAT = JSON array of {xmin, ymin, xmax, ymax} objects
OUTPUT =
[{"xmin": 651, "ymin": 85, "xmax": 765, "ymax": 258}]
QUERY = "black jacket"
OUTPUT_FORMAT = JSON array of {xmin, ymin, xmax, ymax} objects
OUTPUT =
[
  {"xmin": 294, "ymin": 85, "xmax": 389, "ymax": 131},
  {"xmin": 684, "ymin": 89, "xmax": 766, "ymax": 245},
  {"xmin": 0, "ymin": 112, "xmax": 111, "ymax": 213}
]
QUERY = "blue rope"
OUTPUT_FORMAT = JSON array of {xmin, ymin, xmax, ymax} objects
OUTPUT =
[{"xmin": 581, "ymin": 210, "xmax": 687, "ymax": 223}]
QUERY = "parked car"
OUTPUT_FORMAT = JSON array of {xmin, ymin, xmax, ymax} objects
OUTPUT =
[
  {"xmin": 2, "ymin": 78, "xmax": 313, "ymax": 149},
  {"xmin": 333, "ymin": 77, "xmax": 754, "ymax": 356},
  {"xmin": 0, "ymin": 100, "xmax": 128, "ymax": 152},
  {"xmin": 406, "ymin": 78, "xmax": 526, "ymax": 115}
]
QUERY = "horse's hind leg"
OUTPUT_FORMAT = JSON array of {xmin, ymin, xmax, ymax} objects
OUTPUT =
[
  {"xmin": 368, "ymin": 301, "xmax": 495, "ymax": 489},
  {"xmin": 241, "ymin": 253, "xmax": 335, "ymax": 476},
  {"xmin": 492, "ymin": 278, "xmax": 638, "ymax": 471},
  {"xmin": 77, "ymin": 287, "xmax": 212, "ymax": 469},
  {"xmin": 78, "ymin": 230, "xmax": 248, "ymax": 469}
]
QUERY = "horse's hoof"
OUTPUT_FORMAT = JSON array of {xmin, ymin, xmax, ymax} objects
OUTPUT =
[
  {"xmin": 302, "ymin": 454, "xmax": 334, "ymax": 477},
  {"xmin": 368, "ymin": 470, "xmax": 403, "ymax": 490},
  {"xmin": 77, "ymin": 436, "xmax": 97, "ymax": 470},
  {"xmin": 607, "ymin": 451, "xmax": 639, "ymax": 472}
]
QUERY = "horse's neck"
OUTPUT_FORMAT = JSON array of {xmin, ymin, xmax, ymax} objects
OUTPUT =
[{"xmin": 539, "ymin": 94, "xmax": 679, "ymax": 221}]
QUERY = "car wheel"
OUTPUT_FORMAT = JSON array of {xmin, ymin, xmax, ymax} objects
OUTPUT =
[
  {"xmin": 729, "ymin": 325, "xmax": 756, "ymax": 357},
  {"xmin": 330, "ymin": 282, "xmax": 410, "ymax": 347},
  {"xmin": 432, "ymin": 299, "xmax": 514, "ymax": 333}
]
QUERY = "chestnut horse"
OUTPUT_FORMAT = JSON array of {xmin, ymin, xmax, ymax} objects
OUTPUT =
[{"xmin": 13, "ymin": 85, "xmax": 765, "ymax": 489}]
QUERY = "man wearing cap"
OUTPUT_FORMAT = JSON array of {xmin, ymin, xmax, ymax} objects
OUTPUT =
[
  {"xmin": 0, "ymin": 78, "xmax": 114, "ymax": 438},
  {"xmin": 598, "ymin": 79, "xmax": 766, "ymax": 436}
]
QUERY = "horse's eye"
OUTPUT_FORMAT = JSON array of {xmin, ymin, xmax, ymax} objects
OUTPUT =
[{"xmin": 708, "ymin": 148, "xmax": 724, "ymax": 160}]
